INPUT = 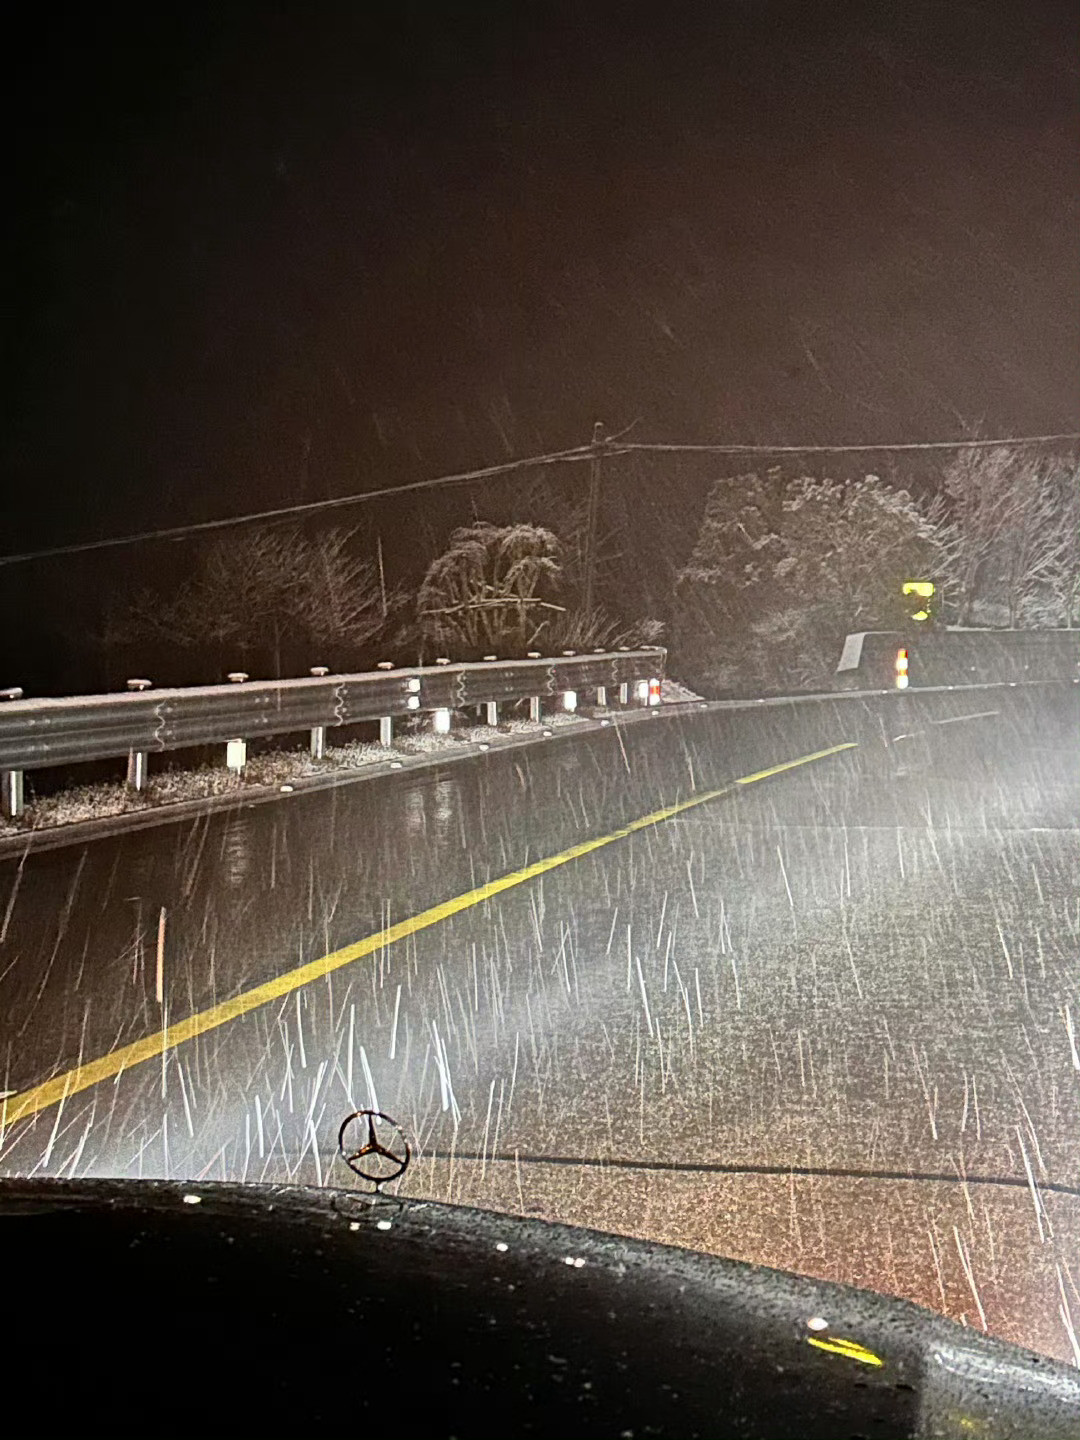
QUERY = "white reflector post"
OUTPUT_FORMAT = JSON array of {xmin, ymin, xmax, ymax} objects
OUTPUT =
[
  {"xmin": 836, "ymin": 633, "xmax": 867, "ymax": 673},
  {"xmin": 895, "ymin": 648, "xmax": 909, "ymax": 690},
  {"xmin": 635, "ymin": 679, "xmax": 650, "ymax": 704},
  {"xmin": 433, "ymin": 708, "xmax": 451, "ymax": 735},
  {"xmin": 126, "ymin": 749, "xmax": 148, "ymax": 789},
  {"xmin": 1, "ymin": 769, "xmax": 24, "ymax": 819},
  {"xmin": 563, "ymin": 690, "xmax": 577, "ymax": 712},
  {"xmin": 648, "ymin": 678, "xmax": 661, "ymax": 706},
  {"xmin": 226, "ymin": 739, "xmax": 247, "ymax": 773}
]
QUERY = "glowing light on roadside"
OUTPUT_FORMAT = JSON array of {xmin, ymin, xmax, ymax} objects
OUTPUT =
[
  {"xmin": 895, "ymin": 648, "xmax": 909, "ymax": 689},
  {"xmin": 432, "ymin": 708, "xmax": 451, "ymax": 734}
]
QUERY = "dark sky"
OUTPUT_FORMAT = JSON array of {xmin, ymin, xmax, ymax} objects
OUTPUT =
[{"xmin": 4, "ymin": 0, "xmax": 1078, "ymax": 553}]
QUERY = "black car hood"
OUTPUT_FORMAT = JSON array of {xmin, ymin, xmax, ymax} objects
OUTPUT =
[{"xmin": 2, "ymin": 1176, "xmax": 1077, "ymax": 1438}]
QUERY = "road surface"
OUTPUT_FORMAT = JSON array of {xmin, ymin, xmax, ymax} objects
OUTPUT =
[{"xmin": 1, "ymin": 683, "xmax": 1078, "ymax": 1363}]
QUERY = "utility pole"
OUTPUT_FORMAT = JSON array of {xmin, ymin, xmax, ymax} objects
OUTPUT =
[{"xmin": 583, "ymin": 421, "xmax": 606, "ymax": 616}]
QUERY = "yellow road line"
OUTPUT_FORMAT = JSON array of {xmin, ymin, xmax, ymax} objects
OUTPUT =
[
  {"xmin": 735, "ymin": 744, "xmax": 858, "ymax": 785},
  {"xmin": 1, "ymin": 741, "xmax": 856, "ymax": 1128}
]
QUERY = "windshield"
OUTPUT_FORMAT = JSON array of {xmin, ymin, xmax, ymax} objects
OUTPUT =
[{"xmin": 2, "ymin": 0, "xmax": 1078, "ymax": 1377}]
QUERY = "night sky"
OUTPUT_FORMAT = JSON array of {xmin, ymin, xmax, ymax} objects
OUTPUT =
[{"xmin": 4, "ymin": 0, "xmax": 1078, "ymax": 556}]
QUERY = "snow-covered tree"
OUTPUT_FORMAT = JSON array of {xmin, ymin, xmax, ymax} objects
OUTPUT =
[
  {"xmin": 675, "ymin": 469, "xmax": 950, "ymax": 691},
  {"xmin": 674, "ymin": 469, "xmax": 784, "ymax": 647},
  {"xmin": 775, "ymin": 473, "xmax": 949, "ymax": 630},
  {"xmin": 416, "ymin": 521, "xmax": 565, "ymax": 656},
  {"xmin": 942, "ymin": 446, "xmax": 1079, "ymax": 626},
  {"xmin": 111, "ymin": 526, "xmax": 396, "ymax": 678}
]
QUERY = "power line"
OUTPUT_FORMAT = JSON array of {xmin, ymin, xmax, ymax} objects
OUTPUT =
[
  {"xmin": 609, "ymin": 432, "xmax": 1080, "ymax": 457},
  {"xmin": 2, "ymin": 427, "xmax": 1077, "ymax": 570},
  {"xmin": 0, "ymin": 443, "xmax": 594, "ymax": 569}
]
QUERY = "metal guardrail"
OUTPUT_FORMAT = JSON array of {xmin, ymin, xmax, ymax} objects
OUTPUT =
[
  {"xmin": 0, "ymin": 649, "xmax": 666, "ymax": 817},
  {"xmin": 836, "ymin": 628, "xmax": 1080, "ymax": 689}
]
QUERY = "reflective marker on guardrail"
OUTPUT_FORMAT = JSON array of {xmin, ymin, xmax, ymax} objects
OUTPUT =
[
  {"xmin": 0, "ymin": 687, "xmax": 25, "ymax": 818},
  {"xmin": 125, "ymin": 679, "xmax": 153, "ymax": 789},
  {"xmin": 309, "ymin": 668, "xmax": 330, "ymax": 758},
  {"xmin": 226, "ymin": 672, "xmax": 250, "ymax": 771},
  {"xmin": 0, "ymin": 649, "xmax": 666, "ymax": 815}
]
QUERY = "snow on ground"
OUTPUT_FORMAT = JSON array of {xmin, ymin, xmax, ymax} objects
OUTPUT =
[
  {"xmin": 660, "ymin": 677, "xmax": 704, "ymax": 703},
  {"xmin": 0, "ymin": 673, "xmax": 701, "ymax": 840}
]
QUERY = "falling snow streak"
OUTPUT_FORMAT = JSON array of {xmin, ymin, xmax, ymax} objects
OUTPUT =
[{"xmin": 0, "ymin": 684, "xmax": 1077, "ymax": 1366}]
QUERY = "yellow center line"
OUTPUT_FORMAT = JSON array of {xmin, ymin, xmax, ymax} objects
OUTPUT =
[
  {"xmin": 735, "ymin": 744, "xmax": 859, "ymax": 785},
  {"xmin": 2, "ymin": 741, "xmax": 856, "ymax": 1128}
]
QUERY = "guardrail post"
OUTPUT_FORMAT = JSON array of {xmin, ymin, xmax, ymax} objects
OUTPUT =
[
  {"xmin": 125, "ymin": 751, "xmax": 148, "ymax": 789},
  {"xmin": 432, "ymin": 660, "xmax": 452, "ymax": 734},
  {"xmin": 529, "ymin": 697, "xmax": 542, "ymax": 723},
  {"xmin": 618, "ymin": 682, "xmax": 629, "ymax": 705},
  {"xmin": 309, "ymin": 667, "xmax": 330, "ymax": 758},
  {"xmin": 374, "ymin": 663, "xmax": 397, "ymax": 746},
  {"xmin": 595, "ymin": 685, "xmax": 607, "ymax": 707},
  {"xmin": 1, "ymin": 768, "xmax": 23, "ymax": 820},
  {"xmin": 0, "ymin": 687, "xmax": 25, "ymax": 818},
  {"xmin": 226, "ymin": 672, "xmax": 248, "ymax": 774},
  {"xmin": 125, "ymin": 678, "xmax": 152, "ymax": 789},
  {"xmin": 480, "ymin": 659, "xmax": 499, "ymax": 724}
]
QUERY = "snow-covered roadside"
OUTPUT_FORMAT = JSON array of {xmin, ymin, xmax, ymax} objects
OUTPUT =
[
  {"xmin": 659, "ymin": 677, "xmax": 704, "ymax": 704},
  {"xmin": 0, "ymin": 712, "xmax": 586, "ymax": 837},
  {"xmin": 0, "ymin": 678, "xmax": 701, "ymax": 840}
]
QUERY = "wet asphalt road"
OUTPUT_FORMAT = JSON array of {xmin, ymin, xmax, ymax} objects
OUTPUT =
[{"xmin": 1, "ymin": 684, "xmax": 1078, "ymax": 1363}]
